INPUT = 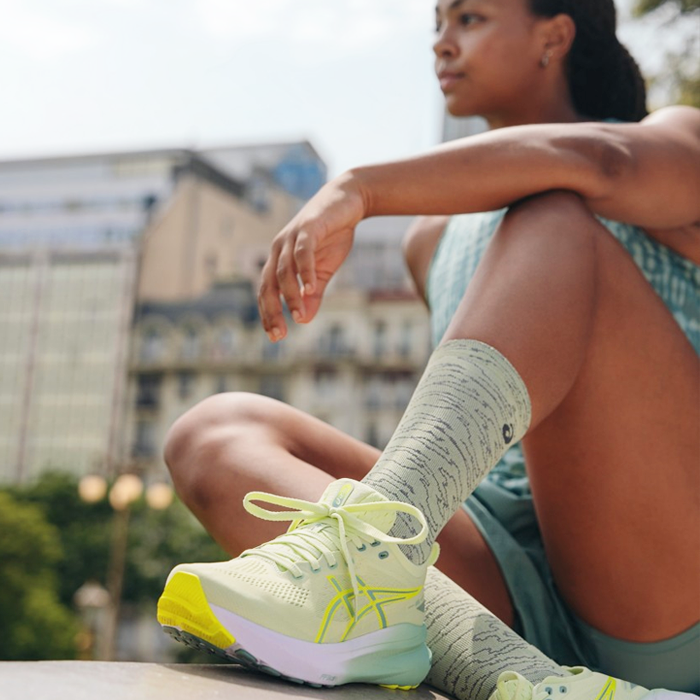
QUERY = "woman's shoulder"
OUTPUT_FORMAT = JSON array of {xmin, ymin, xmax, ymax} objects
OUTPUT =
[{"xmin": 640, "ymin": 105, "xmax": 700, "ymax": 133}]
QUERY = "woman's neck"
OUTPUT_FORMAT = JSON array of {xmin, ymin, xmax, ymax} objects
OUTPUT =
[{"xmin": 485, "ymin": 101, "xmax": 584, "ymax": 130}]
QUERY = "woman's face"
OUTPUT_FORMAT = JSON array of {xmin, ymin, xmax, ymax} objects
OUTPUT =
[{"xmin": 434, "ymin": 0, "xmax": 555, "ymax": 124}]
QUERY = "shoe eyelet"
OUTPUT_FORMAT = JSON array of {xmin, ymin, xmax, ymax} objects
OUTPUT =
[
  {"xmin": 378, "ymin": 551, "xmax": 389, "ymax": 559},
  {"xmin": 357, "ymin": 544, "xmax": 366, "ymax": 552},
  {"xmin": 370, "ymin": 541, "xmax": 381, "ymax": 547},
  {"xmin": 545, "ymin": 688, "xmax": 552, "ymax": 696},
  {"xmin": 559, "ymin": 687, "xmax": 567, "ymax": 694}
]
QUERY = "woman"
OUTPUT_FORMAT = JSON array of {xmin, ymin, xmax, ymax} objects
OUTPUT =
[{"xmin": 157, "ymin": 0, "xmax": 700, "ymax": 697}]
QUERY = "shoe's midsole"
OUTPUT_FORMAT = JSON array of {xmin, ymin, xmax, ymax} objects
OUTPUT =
[{"xmin": 210, "ymin": 602, "xmax": 431, "ymax": 687}]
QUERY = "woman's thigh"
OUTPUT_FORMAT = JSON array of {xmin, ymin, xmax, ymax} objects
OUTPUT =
[
  {"xmin": 525, "ymin": 243, "xmax": 700, "ymax": 641},
  {"xmin": 434, "ymin": 192, "xmax": 698, "ymax": 642},
  {"xmin": 165, "ymin": 392, "xmax": 517, "ymax": 626}
]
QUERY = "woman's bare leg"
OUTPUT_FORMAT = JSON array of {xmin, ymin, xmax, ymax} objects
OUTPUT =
[
  {"xmin": 164, "ymin": 392, "xmax": 517, "ymax": 625},
  {"xmin": 439, "ymin": 192, "xmax": 699, "ymax": 643}
]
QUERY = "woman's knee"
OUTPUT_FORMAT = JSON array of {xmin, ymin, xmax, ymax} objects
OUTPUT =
[
  {"xmin": 500, "ymin": 191, "xmax": 601, "ymax": 248},
  {"xmin": 479, "ymin": 190, "xmax": 605, "ymax": 288},
  {"xmin": 163, "ymin": 392, "xmax": 279, "ymax": 489},
  {"xmin": 506, "ymin": 190, "xmax": 591, "ymax": 222}
]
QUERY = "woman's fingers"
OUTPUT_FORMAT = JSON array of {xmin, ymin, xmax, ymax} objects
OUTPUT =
[
  {"xmin": 258, "ymin": 278, "xmax": 285, "ymax": 341},
  {"xmin": 257, "ymin": 174, "xmax": 366, "ymax": 341},
  {"xmin": 258, "ymin": 227, "xmax": 320, "ymax": 340},
  {"xmin": 258, "ymin": 240, "xmax": 287, "ymax": 341},
  {"xmin": 276, "ymin": 238, "xmax": 306, "ymax": 323},
  {"xmin": 294, "ymin": 230, "xmax": 317, "ymax": 296}
]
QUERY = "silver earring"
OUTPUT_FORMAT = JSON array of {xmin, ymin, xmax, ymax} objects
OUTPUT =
[{"xmin": 540, "ymin": 51, "xmax": 551, "ymax": 68}]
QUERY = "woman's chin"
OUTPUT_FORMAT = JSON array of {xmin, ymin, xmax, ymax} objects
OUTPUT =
[{"xmin": 444, "ymin": 97, "xmax": 479, "ymax": 119}]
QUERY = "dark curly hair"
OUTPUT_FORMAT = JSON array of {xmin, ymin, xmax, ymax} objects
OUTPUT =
[{"xmin": 529, "ymin": 0, "xmax": 648, "ymax": 121}]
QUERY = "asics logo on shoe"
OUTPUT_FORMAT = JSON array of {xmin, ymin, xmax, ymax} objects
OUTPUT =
[
  {"xmin": 332, "ymin": 483, "xmax": 355, "ymax": 508},
  {"xmin": 595, "ymin": 679, "xmax": 617, "ymax": 700},
  {"xmin": 316, "ymin": 574, "xmax": 423, "ymax": 643}
]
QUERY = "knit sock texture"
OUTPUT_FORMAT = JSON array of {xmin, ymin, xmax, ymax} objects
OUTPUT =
[
  {"xmin": 425, "ymin": 567, "xmax": 565, "ymax": 700},
  {"xmin": 362, "ymin": 339, "xmax": 531, "ymax": 563}
]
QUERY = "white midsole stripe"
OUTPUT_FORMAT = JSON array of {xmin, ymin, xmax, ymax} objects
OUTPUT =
[{"xmin": 210, "ymin": 603, "xmax": 425, "ymax": 685}]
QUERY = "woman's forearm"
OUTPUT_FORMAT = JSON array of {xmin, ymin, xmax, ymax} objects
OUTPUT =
[
  {"xmin": 352, "ymin": 108, "xmax": 700, "ymax": 230},
  {"xmin": 352, "ymin": 122, "xmax": 622, "ymax": 217}
]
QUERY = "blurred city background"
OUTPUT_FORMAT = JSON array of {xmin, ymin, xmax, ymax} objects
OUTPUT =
[{"xmin": 0, "ymin": 0, "xmax": 697, "ymax": 664}]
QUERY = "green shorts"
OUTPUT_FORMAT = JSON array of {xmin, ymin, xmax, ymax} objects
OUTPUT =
[{"xmin": 463, "ymin": 463, "xmax": 700, "ymax": 693}]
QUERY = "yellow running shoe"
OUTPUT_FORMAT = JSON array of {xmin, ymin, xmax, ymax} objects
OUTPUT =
[
  {"xmin": 157, "ymin": 478, "xmax": 439, "ymax": 688},
  {"xmin": 490, "ymin": 667, "xmax": 699, "ymax": 700}
]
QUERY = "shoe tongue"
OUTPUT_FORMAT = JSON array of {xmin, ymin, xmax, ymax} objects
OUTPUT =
[
  {"xmin": 319, "ymin": 479, "xmax": 395, "ymax": 533},
  {"xmin": 247, "ymin": 480, "xmax": 395, "ymax": 570}
]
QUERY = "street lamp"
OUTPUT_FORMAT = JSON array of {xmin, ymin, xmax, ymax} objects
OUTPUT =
[
  {"xmin": 77, "ymin": 473, "xmax": 173, "ymax": 660},
  {"xmin": 73, "ymin": 579, "xmax": 110, "ymax": 659}
]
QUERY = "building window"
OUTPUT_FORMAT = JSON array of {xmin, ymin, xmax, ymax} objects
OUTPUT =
[
  {"xmin": 141, "ymin": 326, "xmax": 164, "ymax": 363},
  {"xmin": 314, "ymin": 368, "xmax": 337, "ymax": 398},
  {"xmin": 395, "ymin": 373, "xmax": 416, "ymax": 408},
  {"xmin": 181, "ymin": 325, "xmax": 200, "ymax": 360},
  {"xmin": 177, "ymin": 371, "xmax": 195, "ymax": 400},
  {"xmin": 136, "ymin": 373, "xmax": 162, "ymax": 409},
  {"xmin": 320, "ymin": 325, "xmax": 346, "ymax": 357},
  {"xmin": 259, "ymin": 375, "xmax": 285, "ymax": 402},
  {"xmin": 133, "ymin": 420, "xmax": 157, "ymax": 458},
  {"xmin": 398, "ymin": 322, "xmax": 412, "ymax": 358},
  {"xmin": 373, "ymin": 322, "xmax": 387, "ymax": 359},
  {"xmin": 247, "ymin": 175, "xmax": 269, "ymax": 213},
  {"xmin": 214, "ymin": 327, "xmax": 235, "ymax": 359},
  {"xmin": 365, "ymin": 375, "xmax": 382, "ymax": 409}
]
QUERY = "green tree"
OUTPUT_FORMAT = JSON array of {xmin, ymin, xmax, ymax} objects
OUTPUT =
[
  {"xmin": 8, "ymin": 471, "xmax": 227, "ymax": 609},
  {"xmin": 633, "ymin": 0, "xmax": 700, "ymax": 107},
  {"xmin": 6, "ymin": 471, "xmax": 112, "ymax": 607},
  {"xmin": 4, "ymin": 471, "xmax": 228, "ymax": 661},
  {"xmin": 0, "ymin": 491, "xmax": 79, "ymax": 659}
]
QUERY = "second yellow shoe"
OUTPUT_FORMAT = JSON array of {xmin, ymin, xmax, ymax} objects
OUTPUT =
[{"xmin": 490, "ymin": 667, "xmax": 699, "ymax": 700}]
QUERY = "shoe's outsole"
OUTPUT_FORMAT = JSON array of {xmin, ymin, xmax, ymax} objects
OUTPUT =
[{"xmin": 157, "ymin": 571, "xmax": 418, "ymax": 691}]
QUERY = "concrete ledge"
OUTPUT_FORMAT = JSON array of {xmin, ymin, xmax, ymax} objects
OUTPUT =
[{"xmin": 0, "ymin": 662, "xmax": 454, "ymax": 699}]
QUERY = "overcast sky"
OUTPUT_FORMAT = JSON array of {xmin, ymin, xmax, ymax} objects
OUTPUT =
[{"xmin": 0, "ymin": 0, "xmax": 680, "ymax": 178}]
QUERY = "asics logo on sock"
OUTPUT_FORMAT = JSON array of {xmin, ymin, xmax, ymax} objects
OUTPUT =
[
  {"xmin": 316, "ymin": 575, "xmax": 423, "ymax": 644},
  {"xmin": 502, "ymin": 423, "xmax": 514, "ymax": 444}
]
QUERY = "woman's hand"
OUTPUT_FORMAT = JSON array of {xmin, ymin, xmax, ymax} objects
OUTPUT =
[{"xmin": 258, "ymin": 171, "xmax": 367, "ymax": 342}]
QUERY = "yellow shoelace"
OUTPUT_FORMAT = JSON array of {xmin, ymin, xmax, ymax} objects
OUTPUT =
[{"xmin": 242, "ymin": 490, "xmax": 431, "ymax": 615}]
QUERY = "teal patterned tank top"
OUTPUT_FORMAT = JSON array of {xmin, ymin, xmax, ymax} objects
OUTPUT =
[{"xmin": 427, "ymin": 211, "xmax": 700, "ymax": 354}]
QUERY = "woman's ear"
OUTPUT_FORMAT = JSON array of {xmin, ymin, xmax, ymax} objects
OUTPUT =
[{"xmin": 539, "ymin": 13, "xmax": 576, "ymax": 63}]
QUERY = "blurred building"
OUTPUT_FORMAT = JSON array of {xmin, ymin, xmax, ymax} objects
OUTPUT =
[
  {"xmin": 128, "ymin": 274, "xmax": 431, "ymax": 476},
  {"xmin": 128, "ymin": 215, "xmax": 433, "ymax": 476},
  {"xmin": 0, "ymin": 142, "xmax": 321, "ymax": 483},
  {"xmin": 0, "ymin": 139, "xmax": 435, "ymax": 485}
]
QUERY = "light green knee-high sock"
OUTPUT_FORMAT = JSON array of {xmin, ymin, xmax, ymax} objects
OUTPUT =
[
  {"xmin": 363, "ymin": 339, "xmax": 531, "ymax": 563},
  {"xmin": 425, "ymin": 568, "xmax": 565, "ymax": 700}
]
